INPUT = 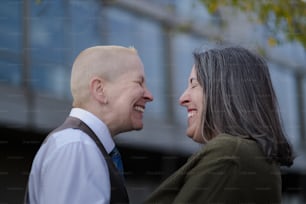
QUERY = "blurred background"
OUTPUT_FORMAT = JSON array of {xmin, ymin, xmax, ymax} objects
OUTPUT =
[{"xmin": 1, "ymin": 0, "xmax": 306, "ymax": 203}]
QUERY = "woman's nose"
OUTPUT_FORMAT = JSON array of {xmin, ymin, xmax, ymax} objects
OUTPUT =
[{"xmin": 179, "ymin": 90, "xmax": 189, "ymax": 106}]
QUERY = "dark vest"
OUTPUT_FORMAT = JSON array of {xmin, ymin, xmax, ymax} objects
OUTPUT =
[{"xmin": 24, "ymin": 116, "xmax": 129, "ymax": 204}]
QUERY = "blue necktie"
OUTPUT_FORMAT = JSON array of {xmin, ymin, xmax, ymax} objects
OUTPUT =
[{"xmin": 109, "ymin": 147, "xmax": 124, "ymax": 176}]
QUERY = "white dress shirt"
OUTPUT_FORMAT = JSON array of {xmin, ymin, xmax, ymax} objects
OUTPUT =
[{"xmin": 28, "ymin": 108, "xmax": 115, "ymax": 204}]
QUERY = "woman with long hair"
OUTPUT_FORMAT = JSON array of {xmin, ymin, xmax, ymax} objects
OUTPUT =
[{"xmin": 145, "ymin": 46, "xmax": 293, "ymax": 204}]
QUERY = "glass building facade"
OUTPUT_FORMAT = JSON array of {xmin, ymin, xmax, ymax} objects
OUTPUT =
[{"xmin": 0, "ymin": 0, "xmax": 305, "ymax": 203}]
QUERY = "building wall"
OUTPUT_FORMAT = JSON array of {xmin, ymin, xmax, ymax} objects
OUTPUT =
[{"xmin": 0, "ymin": 0, "xmax": 305, "ymax": 203}]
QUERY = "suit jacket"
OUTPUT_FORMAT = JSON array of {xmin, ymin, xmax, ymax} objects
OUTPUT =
[{"xmin": 144, "ymin": 134, "xmax": 281, "ymax": 204}]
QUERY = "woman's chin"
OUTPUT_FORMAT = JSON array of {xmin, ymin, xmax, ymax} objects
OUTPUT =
[{"xmin": 186, "ymin": 132, "xmax": 205, "ymax": 143}]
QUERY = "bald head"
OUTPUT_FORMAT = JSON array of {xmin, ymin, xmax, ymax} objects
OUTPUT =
[{"xmin": 71, "ymin": 45, "xmax": 140, "ymax": 107}]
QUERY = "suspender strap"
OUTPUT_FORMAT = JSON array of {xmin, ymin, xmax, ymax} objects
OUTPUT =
[{"xmin": 24, "ymin": 117, "xmax": 129, "ymax": 204}]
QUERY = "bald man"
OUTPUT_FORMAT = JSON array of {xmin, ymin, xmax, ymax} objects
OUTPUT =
[{"xmin": 25, "ymin": 46, "xmax": 154, "ymax": 204}]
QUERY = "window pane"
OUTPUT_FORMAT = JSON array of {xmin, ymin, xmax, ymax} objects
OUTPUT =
[
  {"xmin": 29, "ymin": 0, "xmax": 103, "ymax": 98},
  {"xmin": 0, "ymin": 1, "xmax": 22, "ymax": 86},
  {"xmin": 69, "ymin": 0, "xmax": 105, "ymax": 59},
  {"xmin": 0, "ymin": 60, "xmax": 21, "ymax": 86}
]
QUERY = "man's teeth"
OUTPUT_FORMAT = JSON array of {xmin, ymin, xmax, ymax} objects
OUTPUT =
[
  {"xmin": 134, "ymin": 106, "xmax": 144, "ymax": 113},
  {"xmin": 188, "ymin": 111, "xmax": 196, "ymax": 118}
]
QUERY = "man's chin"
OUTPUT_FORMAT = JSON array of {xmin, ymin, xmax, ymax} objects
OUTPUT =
[
  {"xmin": 133, "ymin": 123, "xmax": 143, "ymax": 131},
  {"xmin": 134, "ymin": 126, "xmax": 143, "ymax": 131}
]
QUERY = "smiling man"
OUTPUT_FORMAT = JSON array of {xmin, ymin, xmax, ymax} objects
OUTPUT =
[{"xmin": 25, "ymin": 46, "xmax": 153, "ymax": 204}]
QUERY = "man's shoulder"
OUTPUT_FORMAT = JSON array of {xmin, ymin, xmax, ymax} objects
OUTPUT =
[
  {"xmin": 34, "ymin": 128, "xmax": 101, "ymax": 166},
  {"xmin": 44, "ymin": 128, "xmax": 95, "ymax": 149}
]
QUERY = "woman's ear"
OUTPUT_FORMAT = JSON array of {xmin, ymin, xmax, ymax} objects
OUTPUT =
[{"xmin": 90, "ymin": 77, "xmax": 107, "ymax": 104}]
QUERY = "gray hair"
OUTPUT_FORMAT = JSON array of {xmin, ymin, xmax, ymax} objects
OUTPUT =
[{"xmin": 193, "ymin": 46, "xmax": 293, "ymax": 166}]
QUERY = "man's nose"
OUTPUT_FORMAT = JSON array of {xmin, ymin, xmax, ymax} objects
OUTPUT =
[{"xmin": 144, "ymin": 88, "xmax": 153, "ymax": 102}]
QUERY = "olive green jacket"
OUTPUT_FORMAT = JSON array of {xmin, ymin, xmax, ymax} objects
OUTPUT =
[{"xmin": 144, "ymin": 134, "xmax": 281, "ymax": 204}]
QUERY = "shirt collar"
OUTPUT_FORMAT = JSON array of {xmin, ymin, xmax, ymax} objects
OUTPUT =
[{"xmin": 69, "ymin": 108, "xmax": 115, "ymax": 154}]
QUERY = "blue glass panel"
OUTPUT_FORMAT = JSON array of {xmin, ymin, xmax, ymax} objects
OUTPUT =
[
  {"xmin": 0, "ymin": 0, "xmax": 22, "ymax": 86},
  {"xmin": 30, "ymin": 61, "xmax": 70, "ymax": 98},
  {"xmin": 106, "ymin": 8, "xmax": 135, "ymax": 46},
  {"xmin": 28, "ymin": 0, "xmax": 70, "ymax": 96},
  {"xmin": 0, "ymin": 60, "xmax": 21, "ymax": 86},
  {"xmin": 69, "ymin": 0, "xmax": 105, "ymax": 61},
  {"xmin": 29, "ymin": 0, "xmax": 103, "ymax": 98},
  {"xmin": 30, "ymin": 0, "xmax": 67, "ymax": 64},
  {"xmin": 0, "ymin": 1, "xmax": 22, "ymax": 52}
]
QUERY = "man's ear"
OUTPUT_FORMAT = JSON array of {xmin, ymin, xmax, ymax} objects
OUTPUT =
[{"xmin": 90, "ymin": 77, "xmax": 107, "ymax": 104}]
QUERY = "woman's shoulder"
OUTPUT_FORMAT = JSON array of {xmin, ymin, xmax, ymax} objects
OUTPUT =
[
  {"xmin": 207, "ymin": 133, "xmax": 257, "ymax": 146},
  {"xmin": 204, "ymin": 133, "xmax": 242, "ymax": 149},
  {"xmin": 200, "ymin": 133, "xmax": 261, "ymax": 158}
]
